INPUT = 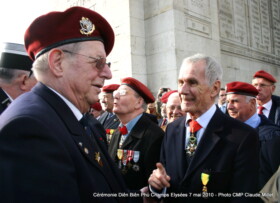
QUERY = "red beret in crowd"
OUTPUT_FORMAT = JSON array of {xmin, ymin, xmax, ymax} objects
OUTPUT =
[
  {"xmin": 24, "ymin": 6, "xmax": 114, "ymax": 60},
  {"xmin": 161, "ymin": 90, "xmax": 178, "ymax": 104},
  {"xmin": 91, "ymin": 102, "xmax": 102, "ymax": 111},
  {"xmin": 253, "ymin": 70, "xmax": 277, "ymax": 83},
  {"xmin": 226, "ymin": 81, "xmax": 259, "ymax": 97},
  {"xmin": 102, "ymin": 84, "xmax": 120, "ymax": 93},
  {"xmin": 121, "ymin": 77, "xmax": 155, "ymax": 103}
]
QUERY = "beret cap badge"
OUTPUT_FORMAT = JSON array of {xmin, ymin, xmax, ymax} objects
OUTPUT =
[{"xmin": 80, "ymin": 17, "xmax": 95, "ymax": 35}]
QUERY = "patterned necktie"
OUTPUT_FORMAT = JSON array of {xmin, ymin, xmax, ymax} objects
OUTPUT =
[
  {"xmin": 186, "ymin": 120, "xmax": 202, "ymax": 157},
  {"xmin": 258, "ymin": 106, "xmax": 265, "ymax": 115},
  {"xmin": 161, "ymin": 118, "xmax": 167, "ymax": 127}
]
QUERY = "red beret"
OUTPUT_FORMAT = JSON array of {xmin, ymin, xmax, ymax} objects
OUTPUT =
[
  {"xmin": 253, "ymin": 70, "xmax": 277, "ymax": 83},
  {"xmin": 161, "ymin": 90, "xmax": 178, "ymax": 103},
  {"xmin": 24, "ymin": 6, "xmax": 114, "ymax": 60},
  {"xmin": 226, "ymin": 81, "xmax": 258, "ymax": 97},
  {"xmin": 102, "ymin": 84, "xmax": 120, "ymax": 93},
  {"xmin": 91, "ymin": 102, "xmax": 102, "ymax": 111},
  {"xmin": 121, "ymin": 77, "xmax": 155, "ymax": 103}
]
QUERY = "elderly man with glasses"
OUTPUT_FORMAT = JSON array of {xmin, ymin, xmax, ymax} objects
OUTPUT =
[
  {"xmin": 252, "ymin": 70, "xmax": 280, "ymax": 126},
  {"xmin": 108, "ymin": 77, "xmax": 164, "ymax": 190},
  {"xmin": 0, "ymin": 7, "xmax": 142, "ymax": 203}
]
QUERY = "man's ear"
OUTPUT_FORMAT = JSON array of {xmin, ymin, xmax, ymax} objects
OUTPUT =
[
  {"xmin": 48, "ymin": 49, "xmax": 65, "ymax": 77},
  {"xmin": 19, "ymin": 74, "xmax": 29, "ymax": 91},
  {"xmin": 211, "ymin": 80, "xmax": 221, "ymax": 98},
  {"xmin": 135, "ymin": 97, "xmax": 144, "ymax": 110}
]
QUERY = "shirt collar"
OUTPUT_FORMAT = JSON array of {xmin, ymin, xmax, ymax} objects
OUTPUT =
[
  {"xmin": 120, "ymin": 113, "xmax": 143, "ymax": 134},
  {"xmin": 47, "ymin": 86, "xmax": 83, "ymax": 121},
  {"xmin": 261, "ymin": 99, "xmax": 272, "ymax": 111},
  {"xmin": 244, "ymin": 112, "xmax": 261, "ymax": 128},
  {"xmin": 186, "ymin": 104, "xmax": 217, "ymax": 129}
]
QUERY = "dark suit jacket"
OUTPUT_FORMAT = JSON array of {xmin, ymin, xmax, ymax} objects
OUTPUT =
[
  {"xmin": 108, "ymin": 114, "xmax": 164, "ymax": 190},
  {"xmin": 104, "ymin": 114, "xmax": 120, "ymax": 130},
  {"xmin": 161, "ymin": 108, "xmax": 259, "ymax": 202},
  {"xmin": 257, "ymin": 114, "xmax": 280, "ymax": 189},
  {"xmin": 0, "ymin": 83, "xmax": 132, "ymax": 203},
  {"xmin": 0, "ymin": 88, "xmax": 11, "ymax": 114},
  {"xmin": 269, "ymin": 95, "xmax": 280, "ymax": 126},
  {"xmin": 98, "ymin": 111, "xmax": 112, "ymax": 126}
]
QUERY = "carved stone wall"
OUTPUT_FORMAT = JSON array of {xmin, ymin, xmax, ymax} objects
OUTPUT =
[{"xmin": 52, "ymin": 0, "xmax": 280, "ymax": 94}]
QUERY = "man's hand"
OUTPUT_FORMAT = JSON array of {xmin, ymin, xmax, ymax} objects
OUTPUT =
[{"xmin": 148, "ymin": 163, "xmax": 171, "ymax": 190}]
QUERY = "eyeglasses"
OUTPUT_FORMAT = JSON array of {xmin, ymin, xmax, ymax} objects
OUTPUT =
[
  {"xmin": 113, "ymin": 89, "xmax": 127, "ymax": 97},
  {"xmin": 62, "ymin": 50, "xmax": 110, "ymax": 70},
  {"xmin": 252, "ymin": 84, "xmax": 273, "ymax": 88}
]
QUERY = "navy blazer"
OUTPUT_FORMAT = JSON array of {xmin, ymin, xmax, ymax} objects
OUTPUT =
[
  {"xmin": 269, "ymin": 95, "xmax": 280, "ymax": 126},
  {"xmin": 108, "ymin": 114, "xmax": 164, "ymax": 190},
  {"xmin": 0, "ymin": 83, "xmax": 132, "ymax": 203},
  {"xmin": 161, "ymin": 108, "xmax": 259, "ymax": 202}
]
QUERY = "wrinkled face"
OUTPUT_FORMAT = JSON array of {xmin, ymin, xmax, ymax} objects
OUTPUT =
[
  {"xmin": 178, "ymin": 60, "xmax": 218, "ymax": 117},
  {"xmin": 62, "ymin": 41, "xmax": 112, "ymax": 111},
  {"xmin": 166, "ymin": 93, "xmax": 186, "ymax": 123},
  {"xmin": 226, "ymin": 94, "xmax": 254, "ymax": 122},
  {"xmin": 100, "ymin": 92, "xmax": 114, "ymax": 112},
  {"xmin": 113, "ymin": 85, "xmax": 142, "ymax": 115},
  {"xmin": 252, "ymin": 78, "xmax": 275, "ymax": 105},
  {"xmin": 218, "ymin": 90, "xmax": 226, "ymax": 105}
]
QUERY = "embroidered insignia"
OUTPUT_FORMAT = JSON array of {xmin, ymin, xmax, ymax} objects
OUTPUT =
[{"xmin": 80, "ymin": 17, "xmax": 95, "ymax": 35}]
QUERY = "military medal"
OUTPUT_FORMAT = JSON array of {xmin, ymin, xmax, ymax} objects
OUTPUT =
[
  {"xmin": 132, "ymin": 151, "xmax": 140, "ymax": 171},
  {"xmin": 186, "ymin": 134, "xmax": 197, "ymax": 156},
  {"xmin": 122, "ymin": 150, "xmax": 128, "ymax": 174},
  {"xmin": 201, "ymin": 173, "xmax": 210, "ymax": 198},
  {"xmin": 126, "ymin": 150, "xmax": 134, "ymax": 168},
  {"xmin": 95, "ymin": 152, "xmax": 103, "ymax": 167},
  {"xmin": 117, "ymin": 149, "xmax": 123, "ymax": 169},
  {"xmin": 105, "ymin": 129, "xmax": 115, "ymax": 144}
]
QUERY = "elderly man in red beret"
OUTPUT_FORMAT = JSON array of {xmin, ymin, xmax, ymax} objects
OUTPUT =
[
  {"xmin": 0, "ymin": 42, "xmax": 37, "ymax": 114},
  {"xmin": 252, "ymin": 70, "xmax": 280, "ymax": 126},
  {"xmin": 108, "ymin": 77, "xmax": 164, "ymax": 190},
  {"xmin": 226, "ymin": 81, "xmax": 280, "ymax": 190},
  {"xmin": 160, "ymin": 90, "xmax": 185, "ymax": 131},
  {"xmin": 0, "ymin": 7, "xmax": 139, "ymax": 202},
  {"xmin": 98, "ymin": 84, "xmax": 120, "ymax": 128},
  {"xmin": 89, "ymin": 102, "xmax": 104, "ymax": 119}
]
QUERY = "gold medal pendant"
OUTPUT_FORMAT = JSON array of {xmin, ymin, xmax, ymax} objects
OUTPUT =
[
  {"xmin": 201, "ymin": 173, "xmax": 210, "ymax": 198},
  {"xmin": 95, "ymin": 152, "xmax": 103, "ymax": 167}
]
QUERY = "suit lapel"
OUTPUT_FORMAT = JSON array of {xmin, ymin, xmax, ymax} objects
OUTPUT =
[
  {"xmin": 183, "ymin": 109, "xmax": 223, "ymax": 180},
  {"xmin": 32, "ymin": 83, "xmax": 107, "ymax": 172},
  {"xmin": 175, "ymin": 117, "xmax": 189, "ymax": 176},
  {"xmin": 121, "ymin": 115, "xmax": 145, "ymax": 149}
]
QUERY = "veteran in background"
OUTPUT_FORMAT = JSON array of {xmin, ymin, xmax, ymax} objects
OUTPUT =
[
  {"xmin": 252, "ymin": 70, "xmax": 280, "ymax": 126},
  {"xmin": 108, "ymin": 77, "xmax": 164, "ymax": 190},
  {"xmin": 226, "ymin": 81, "xmax": 280, "ymax": 189},
  {"xmin": 0, "ymin": 42, "xmax": 37, "ymax": 114}
]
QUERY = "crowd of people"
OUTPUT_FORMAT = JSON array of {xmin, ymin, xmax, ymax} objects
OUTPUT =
[{"xmin": 0, "ymin": 6, "xmax": 279, "ymax": 203}]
